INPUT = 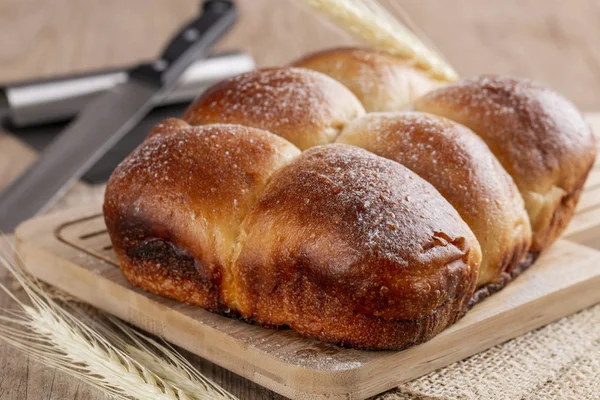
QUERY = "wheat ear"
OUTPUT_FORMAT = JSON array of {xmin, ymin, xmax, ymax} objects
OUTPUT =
[
  {"xmin": 0, "ymin": 240, "xmax": 238, "ymax": 400},
  {"xmin": 298, "ymin": 0, "xmax": 458, "ymax": 82}
]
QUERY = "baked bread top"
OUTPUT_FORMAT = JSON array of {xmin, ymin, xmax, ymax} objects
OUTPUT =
[{"xmin": 183, "ymin": 67, "xmax": 365, "ymax": 150}]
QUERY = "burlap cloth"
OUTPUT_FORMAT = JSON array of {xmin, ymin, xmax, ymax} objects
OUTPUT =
[
  {"xmin": 52, "ymin": 185, "xmax": 600, "ymax": 400},
  {"xmin": 384, "ymin": 304, "xmax": 600, "ymax": 400}
]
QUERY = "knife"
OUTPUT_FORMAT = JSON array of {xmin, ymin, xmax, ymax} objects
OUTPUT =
[
  {"xmin": 0, "ymin": 51, "xmax": 254, "ymax": 128},
  {"xmin": 0, "ymin": 0, "xmax": 237, "ymax": 232}
]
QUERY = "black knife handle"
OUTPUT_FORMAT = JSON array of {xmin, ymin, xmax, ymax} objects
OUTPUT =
[
  {"xmin": 0, "ymin": 88, "xmax": 8, "ymax": 121},
  {"xmin": 130, "ymin": 0, "xmax": 237, "ymax": 87}
]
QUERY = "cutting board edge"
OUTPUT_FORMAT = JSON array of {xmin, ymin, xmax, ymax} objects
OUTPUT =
[{"xmin": 13, "ymin": 205, "xmax": 600, "ymax": 400}]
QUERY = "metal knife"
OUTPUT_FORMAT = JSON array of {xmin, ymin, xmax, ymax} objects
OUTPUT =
[
  {"xmin": 0, "ymin": 0, "xmax": 237, "ymax": 232},
  {"xmin": 0, "ymin": 51, "xmax": 254, "ymax": 128}
]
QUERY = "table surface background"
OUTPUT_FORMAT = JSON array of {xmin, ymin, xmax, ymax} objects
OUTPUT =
[{"xmin": 1, "ymin": 0, "xmax": 599, "ymax": 398}]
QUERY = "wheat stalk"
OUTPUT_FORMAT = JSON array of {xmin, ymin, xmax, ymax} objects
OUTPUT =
[
  {"xmin": 97, "ymin": 316, "xmax": 234, "ymax": 400},
  {"xmin": 298, "ymin": 0, "xmax": 458, "ymax": 82},
  {"xmin": 0, "ymin": 240, "xmax": 238, "ymax": 400}
]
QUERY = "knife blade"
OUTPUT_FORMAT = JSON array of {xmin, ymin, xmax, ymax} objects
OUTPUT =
[
  {"xmin": 0, "ymin": 0, "xmax": 237, "ymax": 232},
  {"xmin": 1, "ymin": 51, "xmax": 254, "ymax": 128}
]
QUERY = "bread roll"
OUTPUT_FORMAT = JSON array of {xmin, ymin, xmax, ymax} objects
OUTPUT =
[
  {"xmin": 183, "ymin": 67, "xmax": 365, "ymax": 150},
  {"xmin": 293, "ymin": 47, "xmax": 443, "ymax": 112},
  {"xmin": 104, "ymin": 120, "xmax": 300, "ymax": 311},
  {"xmin": 232, "ymin": 144, "xmax": 481, "ymax": 349},
  {"xmin": 337, "ymin": 112, "xmax": 531, "ymax": 288},
  {"xmin": 414, "ymin": 76, "xmax": 597, "ymax": 252}
]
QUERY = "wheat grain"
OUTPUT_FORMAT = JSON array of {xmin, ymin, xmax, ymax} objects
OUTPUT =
[
  {"xmin": 98, "ymin": 316, "xmax": 236, "ymax": 400},
  {"xmin": 298, "ymin": 0, "xmax": 458, "ymax": 81}
]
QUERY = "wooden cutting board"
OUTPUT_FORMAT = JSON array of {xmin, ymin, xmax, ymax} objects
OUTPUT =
[{"xmin": 13, "ymin": 156, "xmax": 600, "ymax": 399}]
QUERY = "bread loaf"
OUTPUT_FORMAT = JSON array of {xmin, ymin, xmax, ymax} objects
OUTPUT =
[{"xmin": 104, "ymin": 48, "xmax": 596, "ymax": 349}]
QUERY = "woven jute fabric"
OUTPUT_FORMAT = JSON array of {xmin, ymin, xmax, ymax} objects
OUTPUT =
[
  {"xmin": 379, "ymin": 303, "xmax": 600, "ymax": 400},
  {"xmin": 56, "ymin": 185, "xmax": 600, "ymax": 400}
]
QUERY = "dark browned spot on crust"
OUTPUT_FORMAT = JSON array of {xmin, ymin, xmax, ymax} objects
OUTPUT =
[
  {"xmin": 122, "ymin": 238, "xmax": 224, "ymax": 312},
  {"xmin": 127, "ymin": 239, "xmax": 212, "ymax": 283}
]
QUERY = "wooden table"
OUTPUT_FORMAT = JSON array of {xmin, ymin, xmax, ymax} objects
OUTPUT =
[{"xmin": 1, "ymin": 1, "xmax": 600, "ymax": 398}]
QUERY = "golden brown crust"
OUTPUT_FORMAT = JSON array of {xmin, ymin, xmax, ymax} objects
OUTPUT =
[
  {"xmin": 292, "ymin": 47, "xmax": 443, "ymax": 112},
  {"xmin": 414, "ymin": 75, "xmax": 597, "ymax": 251},
  {"xmin": 183, "ymin": 67, "xmax": 365, "ymax": 150},
  {"xmin": 104, "ymin": 120, "xmax": 301, "ymax": 311},
  {"xmin": 337, "ymin": 112, "xmax": 532, "ymax": 287},
  {"xmin": 232, "ymin": 144, "xmax": 481, "ymax": 349}
]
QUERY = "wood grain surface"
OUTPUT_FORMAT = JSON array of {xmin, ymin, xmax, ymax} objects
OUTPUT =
[{"xmin": 1, "ymin": 0, "xmax": 600, "ymax": 399}]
